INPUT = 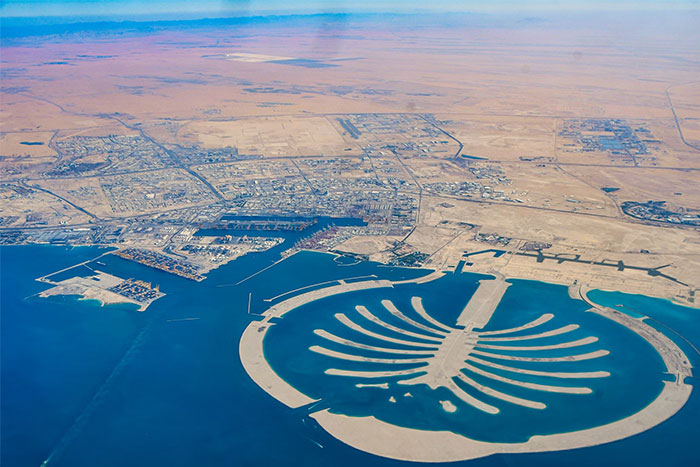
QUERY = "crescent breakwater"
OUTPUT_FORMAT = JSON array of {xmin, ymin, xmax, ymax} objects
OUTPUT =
[
  {"xmin": 239, "ymin": 268, "xmax": 694, "ymax": 463},
  {"xmin": 240, "ymin": 278, "xmax": 400, "ymax": 407}
]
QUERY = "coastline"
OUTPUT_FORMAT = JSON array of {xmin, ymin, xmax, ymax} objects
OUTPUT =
[{"xmin": 239, "ymin": 266, "xmax": 695, "ymax": 462}]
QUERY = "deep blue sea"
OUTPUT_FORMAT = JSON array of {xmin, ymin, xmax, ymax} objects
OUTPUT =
[
  {"xmin": 265, "ymin": 275, "xmax": 667, "ymax": 444},
  {"xmin": 1, "ymin": 244, "xmax": 699, "ymax": 467}
]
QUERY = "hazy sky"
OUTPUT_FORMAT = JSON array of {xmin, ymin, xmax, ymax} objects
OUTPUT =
[{"xmin": 2, "ymin": 0, "xmax": 699, "ymax": 19}]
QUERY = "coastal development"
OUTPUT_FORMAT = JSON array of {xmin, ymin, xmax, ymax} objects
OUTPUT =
[
  {"xmin": 1, "ymin": 6, "xmax": 699, "ymax": 467},
  {"xmin": 1, "ymin": 104, "xmax": 697, "ymax": 306},
  {"xmin": 37, "ymin": 269, "xmax": 164, "ymax": 311},
  {"xmin": 240, "ymin": 266, "xmax": 693, "ymax": 462},
  {"xmin": 3, "ymin": 107, "xmax": 698, "ymax": 308}
]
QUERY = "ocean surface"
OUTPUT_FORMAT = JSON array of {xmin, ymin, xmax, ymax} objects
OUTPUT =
[
  {"xmin": 265, "ymin": 275, "xmax": 666, "ymax": 444},
  {"xmin": 2, "ymin": 244, "xmax": 699, "ymax": 467}
]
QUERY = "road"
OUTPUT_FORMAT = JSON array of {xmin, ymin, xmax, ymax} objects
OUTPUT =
[{"xmin": 666, "ymin": 84, "xmax": 700, "ymax": 153}]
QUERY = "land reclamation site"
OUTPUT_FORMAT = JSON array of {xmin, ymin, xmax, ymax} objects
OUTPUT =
[
  {"xmin": 2, "ymin": 7, "xmax": 700, "ymax": 467},
  {"xmin": 240, "ymin": 263, "xmax": 693, "ymax": 462}
]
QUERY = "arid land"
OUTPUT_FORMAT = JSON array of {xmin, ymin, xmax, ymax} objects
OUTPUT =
[{"xmin": 1, "ymin": 13, "xmax": 699, "ymax": 305}]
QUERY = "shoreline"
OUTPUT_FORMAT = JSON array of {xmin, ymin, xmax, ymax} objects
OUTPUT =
[{"xmin": 239, "ymin": 267, "xmax": 694, "ymax": 463}]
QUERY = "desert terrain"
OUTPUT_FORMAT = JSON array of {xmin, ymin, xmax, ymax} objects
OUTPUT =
[{"xmin": 1, "ymin": 12, "xmax": 698, "ymax": 304}]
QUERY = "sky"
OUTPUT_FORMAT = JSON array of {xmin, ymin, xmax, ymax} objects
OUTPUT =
[{"xmin": 1, "ymin": 0, "xmax": 699, "ymax": 19}]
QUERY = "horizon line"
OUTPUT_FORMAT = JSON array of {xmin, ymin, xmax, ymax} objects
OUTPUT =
[{"xmin": 3, "ymin": 7, "xmax": 699, "ymax": 22}]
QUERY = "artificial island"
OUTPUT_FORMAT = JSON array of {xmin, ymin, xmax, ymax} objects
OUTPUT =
[{"xmin": 1, "ymin": 8, "xmax": 699, "ymax": 467}]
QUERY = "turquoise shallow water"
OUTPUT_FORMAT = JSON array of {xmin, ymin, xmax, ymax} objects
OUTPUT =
[{"xmin": 1, "ymin": 245, "xmax": 699, "ymax": 466}]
